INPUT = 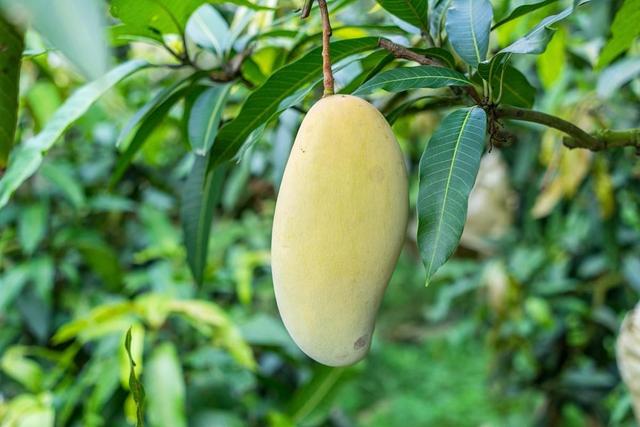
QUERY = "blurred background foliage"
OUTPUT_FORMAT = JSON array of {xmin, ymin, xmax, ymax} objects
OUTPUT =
[{"xmin": 1, "ymin": 0, "xmax": 640, "ymax": 426}]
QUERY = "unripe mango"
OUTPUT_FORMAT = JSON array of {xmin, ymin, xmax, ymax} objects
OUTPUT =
[{"xmin": 271, "ymin": 95, "xmax": 408, "ymax": 366}]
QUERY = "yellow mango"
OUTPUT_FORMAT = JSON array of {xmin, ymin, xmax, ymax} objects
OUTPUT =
[{"xmin": 271, "ymin": 95, "xmax": 408, "ymax": 366}]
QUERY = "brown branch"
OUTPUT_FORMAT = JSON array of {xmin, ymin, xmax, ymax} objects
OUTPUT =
[
  {"xmin": 378, "ymin": 38, "xmax": 483, "ymax": 104},
  {"xmin": 209, "ymin": 48, "xmax": 253, "ymax": 83},
  {"xmin": 300, "ymin": 0, "xmax": 314, "ymax": 18},
  {"xmin": 496, "ymin": 106, "xmax": 640, "ymax": 151},
  {"xmin": 316, "ymin": 0, "xmax": 334, "ymax": 96}
]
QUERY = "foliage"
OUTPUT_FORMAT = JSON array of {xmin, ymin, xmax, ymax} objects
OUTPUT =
[{"xmin": 0, "ymin": 0, "xmax": 639, "ymax": 425}]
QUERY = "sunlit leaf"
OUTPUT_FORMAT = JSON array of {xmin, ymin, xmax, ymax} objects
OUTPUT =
[
  {"xmin": 186, "ymin": 4, "xmax": 230, "ymax": 57},
  {"xmin": 596, "ymin": 57, "xmax": 640, "ymax": 99},
  {"xmin": 110, "ymin": 0, "xmax": 205, "ymax": 35},
  {"xmin": 445, "ymin": 0, "xmax": 493, "ymax": 66},
  {"xmin": 0, "ymin": 59, "xmax": 148, "ymax": 209},
  {"xmin": 417, "ymin": 107, "xmax": 487, "ymax": 284},
  {"xmin": 598, "ymin": 0, "xmax": 640, "ymax": 67}
]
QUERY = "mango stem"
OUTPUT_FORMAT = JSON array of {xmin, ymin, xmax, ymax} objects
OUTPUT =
[{"xmin": 317, "ymin": 0, "xmax": 334, "ymax": 96}]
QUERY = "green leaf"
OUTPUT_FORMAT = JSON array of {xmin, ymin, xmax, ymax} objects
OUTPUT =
[
  {"xmin": 429, "ymin": 0, "xmax": 452, "ymax": 42},
  {"xmin": 18, "ymin": 201, "xmax": 48, "ymax": 255},
  {"xmin": 375, "ymin": 0, "xmax": 428, "ymax": 32},
  {"xmin": 417, "ymin": 107, "xmax": 486, "ymax": 284},
  {"xmin": 479, "ymin": 57, "xmax": 535, "ymax": 107},
  {"xmin": 499, "ymin": 1, "xmax": 590, "ymax": 55},
  {"xmin": 40, "ymin": 161, "xmax": 86, "ymax": 209},
  {"xmin": 1, "ymin": 0, "xmax": 109, "ymax": 79},
  {"xmin": 598, "ymin": 0, "xmax": 640, "ymax": 67},
  {"xmin": 110, "ymin": 0, "xmax": 205, "ymax": 36},
  {"xmin": 0, "ymin": 16, "xmax": 23, "ymax": 166},
  {"xmin": 445, "ymin": 0, "xmax": 493, "ymax": 66},
  {"xmin": 492, "ymin": 0, "xmax": 558, "ymax": 30},
  {"xmin": 354, "ymin": 65, "xmax": 470, "ymax": 95},
  {"xmin": 186, "ymin": 4, "xmax": 229, "ymax": 57},
  {"xmin": 597, "ymin": 57, "xmax": 640, "ymax": 99},
  {"xmin": 110, "ymin": 79, "xmax": 194, "ymax": 186},
  {"xmin": 125, "ymin": 327, "xmax": 146, "ymax": 427},
  {"xmin": 340, "ymin": 50, "xmax": 394, "ymax": 94},
  {"xmin": 188, "ymin": 85, "xmax": 230, "ymax": 155},
  {"xmin": 0, "ymin": 60, "xmax": 148, "ymax": 209},
  {"xmin": 413, "ymin": 47, "xmax": 456, "ymax": 68},
  {"xmin": 210, "ymin": 37, "xmax": 379, "ymax": 167},
  {"xmin": 288, "ymin": 366, "xmax": 349, "ymax": 424},
  {"xmin": 145, "ymin": 343, "xmax": 186, "ymax": 427},
  {"xmin": 181, "ymin": 157, "xmax": 226, "ymax": 284}
]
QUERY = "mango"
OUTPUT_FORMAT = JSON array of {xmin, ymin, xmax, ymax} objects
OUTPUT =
[{"xmin": 271, "ymin": 95, "xmax": 408, "ymax": 366}]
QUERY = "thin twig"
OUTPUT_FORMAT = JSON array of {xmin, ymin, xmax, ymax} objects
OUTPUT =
[
  {"xmin": 378, "ymin": 38, "xmax": 483, "ymax": 104},
  {"xmin": 496, "ymin": 106, "xmax": 640, "ymax": 151},
  {"xmin": 317, "ymin": 0, "xmax": 334, "ymax": 96},
  {"xmin": 301, "ymin": 0, "xmax": 314, "ymax": 18}
]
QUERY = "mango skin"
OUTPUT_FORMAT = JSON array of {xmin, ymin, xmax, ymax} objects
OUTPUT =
[{"xmin": 271, "ymin": 95, "xmax": 408, "ymax": 366}]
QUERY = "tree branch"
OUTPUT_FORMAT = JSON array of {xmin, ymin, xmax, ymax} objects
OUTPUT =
[
  {"xmin": 317, "ymin": 0, "xmax": 334, "ymax": 96},
  {"xmin": 378, "ymin": 38, "xmax": 483, "ymax": 104},
  {"xmin": 496, "ymin": 106, "xmax": 640, "ymax": 151}
]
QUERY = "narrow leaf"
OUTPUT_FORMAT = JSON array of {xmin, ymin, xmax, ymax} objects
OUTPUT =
[
  {"xmin": 429, "ymin": 0, "xmax": 452, "ymax": 42},
  {"xmin": 499, "ymin": 1, "xmax": 590, "ymax": 55},
  {"xmin": 492, "ymin": 0, "xmax": 558, "ymax": 30},
  {"xmin": 210, "ymin": 37, "xmax": 379, "ymax": 167},
  {"xmin": 110, "ymin": 83, "xmax": 192, "ymax": 186},
  {"xmin": 181, "ymin": 157, "xmax": 226, "ymax": 284},
  {"xmin": 0, "ymin": 60, "xmax": 147, "ymax": 209},
  {"xmin": 188, "ymin": 84, "xmax": 230, "ymax": 155},
  {"xmin": 375, "ymin": 0, "xmax": 428, "ymax": 32},
  {"xmin": 597, "ymin": 57, "xmax": 640, "ymax": 99},
  {"xmin": 0, "ymin": 16, "xmax": 23, "ymax": 166},
  {"xmin": 354, "ymin": 65, "xmax": 470, "ymax": 95},
  {"xmin": 445, "ymin": 0, "xmax": 493, "ymax": 66},
  {"xmin": 125, "ymin": 327, "xmax": 146, "ymax": 427},
  {"xmin": 417, "ymin": 107, "xmax": 487, "ymax": 284}
]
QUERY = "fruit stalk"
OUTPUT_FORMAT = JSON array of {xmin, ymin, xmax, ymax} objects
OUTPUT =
[{"xmin": 317, "ymin": 0, "xmax": 334, "ymax": 96}]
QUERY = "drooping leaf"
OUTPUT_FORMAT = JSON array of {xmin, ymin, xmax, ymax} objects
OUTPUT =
[
  {"xmin": 1, "ymin": 0, "xmax": 109, "ymax": 79},
  {"xmin": 110, "ymin": 80, "xmax": 194, "ymax": 186},
  {"xmin": 210, "ymin": 37, "xmax": 379, "ymax": 167},
  {"xmin": 429, "ymin": 0, "xmax": 452, "ymax": 42},
  {"xmin": 145, "ymin": 343, "xmax": 187, "ymax": 427},
  {"xmin": 499, "ymin": 1, "xmax": 590, "ymax": 55},
  {"xmin": 354, "ymin": 65, "xmax": 470, "ymax": 95},
  {"xmin": 598, "ymin": 0, "xmax": 640, "ymax": 67},
  {"xmin": 181, "ymin": 157, "xmax": 226, "ymax": 284},
  {"xmin": 0, "ymin": 60, "xmax": 148, "ymax": 209},
  {"xmin": 0, "ymin": 16, "xmax": 23, "ymax": 166},
  {"xmin": 417, "ymin": 107, "xmax": 487, "ymax": 284},
  {"xmin": 40, "ymin": 161, "xmax": 86, "ymax": 209},
  {"xmin": 185, "ymin": 4, "xmax": 230, "ymax": 57},
  {"xmin": 375, "ymin": 0, "xmax": 428, "ymax": 32},
  {"xmin": 536, "ymin": 25, "xmax": 566, "ymax": 88},
  {"xmin": 445, "ymin": 0, "xmax": 493, "ymax": 66},
  {"xmin": 125, "ymin": 327, "xmax": 146, "ymax": 427},
  {"xmin": 492, "ymin": 0, "xmax": 558, "ymax": 30},
  {"xmin": 188, "ymin": 84, "xmax": 231, "ymax": 155}
]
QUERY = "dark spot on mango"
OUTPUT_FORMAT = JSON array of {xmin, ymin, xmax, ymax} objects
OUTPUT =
[{"xmin": 354, "ymin": 335, "xmax": 368, "ymax": 350}]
